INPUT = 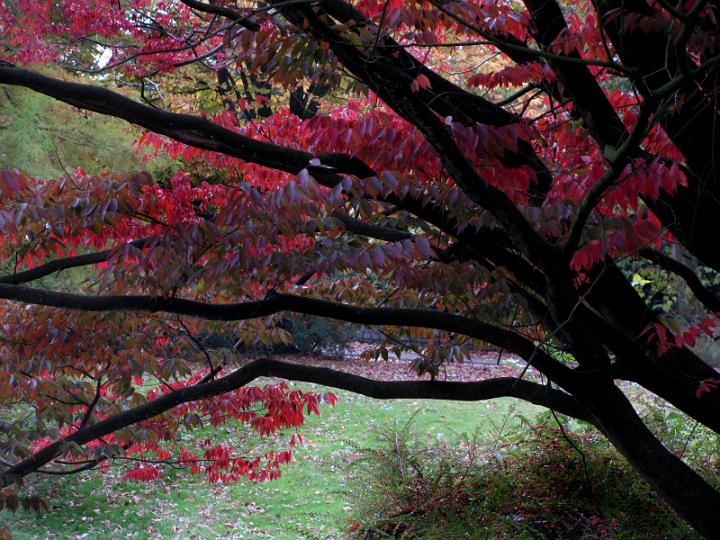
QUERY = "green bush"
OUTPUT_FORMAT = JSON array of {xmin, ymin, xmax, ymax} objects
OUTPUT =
[
  {"xmin": 282, "ymin": 314, "xmax": 357, "ymax": 355},
  {"xmin": 347, "ymin": 413, "xmax": 705, "ymax": 539}
]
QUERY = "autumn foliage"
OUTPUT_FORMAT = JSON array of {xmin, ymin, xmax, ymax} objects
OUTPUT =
[{"xmin": 0, "ymin": 0, "xmax": 720, "ymax": 537}]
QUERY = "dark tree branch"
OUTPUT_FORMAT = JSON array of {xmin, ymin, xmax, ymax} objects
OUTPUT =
[
  {"xmin": 521, "ymin": 0, "xmax": 630, "ymax": 149},
  {"xmin": 639, "ymin": 248, "xmax": 720, "ymax": 313},
  {"xmin": 283, "ymin": 4, "xmax": 557, "ymax": 266},
  {"xmin": 593, "ymin": 0, "xmax": 720, "ymax": 271},
  {"xmin": 0, "ymin": 358, "xmax": 593, "ymax": 482},
  {"xmin": 79, "ymin": 378, "xmax": 103, "ymax": 429},
  {"xmin": 36, "ymin": 459, "xmax": 104, "ymax": 476},
  {"xmin": 564, "ymin": 97, "xmax": 657, "ymax": 255},
  {"xmin": 0, "ymin": 65, "xmax": 546, "ymax": 287},
  {"xmin": 584, "ymin": 381, "xmax": 720, "ymax": 539},
  {"xmin": 178, "ymin": 0, "xmax": 260, "ymax": 31},
  {"xmin": 0, "ymin": 65, "xmax": 471, "ymax": 249},
  {"xmin": 428, "ymin": 0, "xmax": 636, "ymax": 74},
  {"xmin": 0, "ymin": 66, "xmax": 338, "ymax": 178},
  {"xmin": 0, "ymin": 238, "xmax": 150, "ymax": 285},
  {"xmin": 330, "ymin": 212, "xmax": 414, "ymax": 242},
  {"xmin": 582, "ymin": 262, "xmax": 720, "ymax": 435},
  {"xmin": 0, "ymin": 285, "xmax": 576, "ymax": 385},
  {"xmin": 295, "ymin": 0, "xmax": 555, "ymax": 205}
]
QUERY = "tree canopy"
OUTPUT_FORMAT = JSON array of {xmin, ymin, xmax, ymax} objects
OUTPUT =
[{"xmin": 1, "ymin": 0, "xmax": 720, "ymax": 536}]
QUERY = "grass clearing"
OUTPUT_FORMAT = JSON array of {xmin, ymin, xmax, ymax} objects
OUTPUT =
[{"xmin": 8, "ymin": 381, "xmax": 539, "ymax": 539}]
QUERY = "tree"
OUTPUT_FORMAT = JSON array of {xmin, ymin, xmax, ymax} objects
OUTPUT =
[{"xmin": 1, "ymin": 0, "xmax": 720, "ymax": 536}]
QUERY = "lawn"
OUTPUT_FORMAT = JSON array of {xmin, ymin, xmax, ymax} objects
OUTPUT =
[{"xmin": 8, "ymin": 380, "xmax": 539, "ymax": 539}]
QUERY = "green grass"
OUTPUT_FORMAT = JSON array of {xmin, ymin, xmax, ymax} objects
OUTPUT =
[{"xmin": 7, "ymin": 383, "xmax": 539, "ymax": 539}]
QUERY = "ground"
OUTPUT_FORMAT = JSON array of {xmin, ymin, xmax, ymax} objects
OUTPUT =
[{"xmin": 8, "ymin": 355, "xmax": 537, "ymax": 539}]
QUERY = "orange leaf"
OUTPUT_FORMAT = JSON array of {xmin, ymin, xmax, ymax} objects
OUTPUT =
[{"xmin": 410, "ymin": 74, "xmax": 431, "ymax": 93}]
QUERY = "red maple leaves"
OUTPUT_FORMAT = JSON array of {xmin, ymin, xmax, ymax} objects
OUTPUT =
[{"xmin": 1, "ymin": 0, "xmax": 719, "ymax": 498}]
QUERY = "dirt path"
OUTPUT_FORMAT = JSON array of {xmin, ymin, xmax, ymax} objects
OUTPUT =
[{"xmin": 269, "ymin": 349, "xmax": 532, "ymax": 383}]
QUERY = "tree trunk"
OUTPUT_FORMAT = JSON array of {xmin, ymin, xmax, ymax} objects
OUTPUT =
[{"xmin": 585, "ymin": 383, "xmax": 720, "ymax": 539}]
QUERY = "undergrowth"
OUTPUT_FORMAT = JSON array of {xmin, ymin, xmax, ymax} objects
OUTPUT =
[{"xmin": 347, "ymin": 406, "xmax": 718, "ymax": 539}]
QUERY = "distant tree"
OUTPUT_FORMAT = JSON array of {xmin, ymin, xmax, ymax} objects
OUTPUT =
[
  {"xmin": 0, "ymin": 85, "xmax": 161, "ymax": 178},
  {"xmin": 1, "ymin": 0, "xmax": 720, "ymax": 536}
]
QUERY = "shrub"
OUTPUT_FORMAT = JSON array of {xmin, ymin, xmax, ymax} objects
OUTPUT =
[
  {"xmin": 347, "ymin": 412, "xmax": 705, "ymax": 539},
  {"xmin": 280, "ymin": 314, "xmax": 356, "ymax": 355},
  {"xmin": 197, "ymin": 315, "xmax": 357, "ymax": 356}
]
